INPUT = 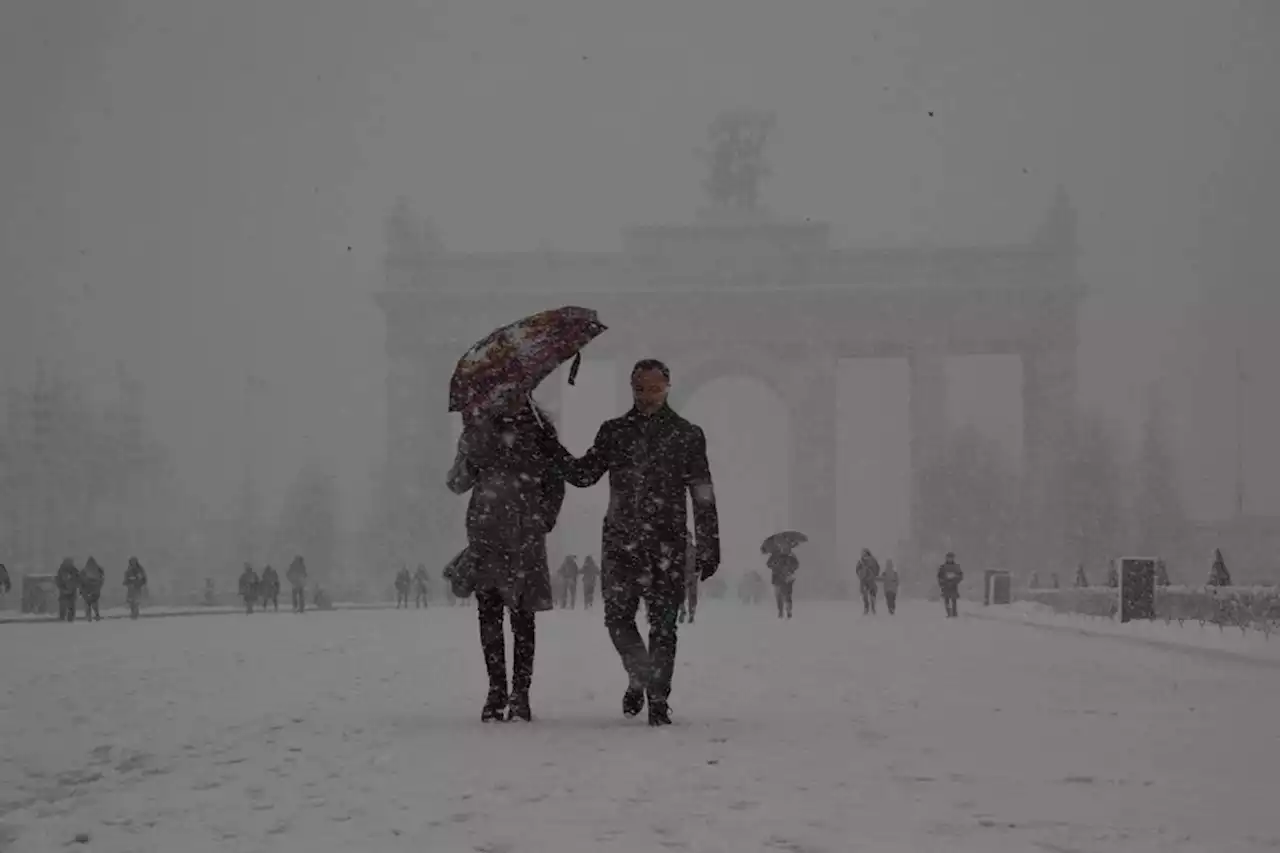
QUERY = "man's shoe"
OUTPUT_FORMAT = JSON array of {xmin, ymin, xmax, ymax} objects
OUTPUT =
[{"xmin": 648, "ymin": 700, "xmax": 672, "ymax": 727}]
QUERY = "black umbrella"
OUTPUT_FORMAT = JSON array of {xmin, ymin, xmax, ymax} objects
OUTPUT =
[{"xmin": 761, "ymin": 531, "xmax": 808, "ymax": 554}]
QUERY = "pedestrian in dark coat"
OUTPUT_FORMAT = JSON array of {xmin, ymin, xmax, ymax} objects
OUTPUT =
[
  {"xmin": 238, "ymin": 563, "xmax": 260, "ymax": 614},
  {"xmin": 80, "ymin": 556, "xmax": 105, "ymax": 621},
  {"xmin": 55, "ymin": 558, "xmax": 80, "ymax": 622},
  {"xmin": 856, "ymin": 549, "xmax": 881, "ymax": 614},
  {"xmin": 413, "ymin": 564, "xmax": 431, "ymax": 607},
  {"xmin": 937, "ymin": 552, "xmax": 963, "ymax": 618},
  {"xmin": 123, "ymin": 558, "xmax": 147, "ymax": 619},
  {"xmin": 557, "ymin": 555, "xmax": 580, "ymax": 609},
  {"xmin": 556, "ymin": 359, "xmax": 720, "ymax": 726},
  {"xmin": 0, "ymin": 563, "xmax": 11, "ymax": 596},
  {"xmin": 394, "ymin": 566, "xmax": 412, "ymax": 608},
  {"xmin": 768, "ymin": 547, "xmax": 799, "ymax": 619},
  {"xmin": 286, "ymin": 556, "xmax": 308, "ymax": 612},
  {"xmin": 447, "ymin": 396, "xmax": 565, "ymax": 722},
  {"xmin": 580, "ymin": 555, "xmax": 600, "ymax": 609},
  {"xmin": 259, "ymin": 564, "xmax": 281, "ymax": 611}
]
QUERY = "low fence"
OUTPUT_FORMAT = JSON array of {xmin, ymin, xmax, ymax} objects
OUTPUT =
[{"xmin": 1017, "ymin": 585, "xmax": 1280, "ymax": 637}]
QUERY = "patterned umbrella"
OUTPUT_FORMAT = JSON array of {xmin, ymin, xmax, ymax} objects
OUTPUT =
[
  {"xmin": 761, "ymin": 531, "xmax": 808, "ymax": 554},
  {"xmin": 448, "ymin": 306, "xmax": 607, "ymax": 415}
]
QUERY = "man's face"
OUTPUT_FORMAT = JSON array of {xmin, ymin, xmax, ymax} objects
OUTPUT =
[{"xmin": 631, "ymin": 368, "xmax": 670, "ymax": 414}]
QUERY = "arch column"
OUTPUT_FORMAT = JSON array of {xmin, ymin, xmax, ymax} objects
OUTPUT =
[
  {"xmin": 907, "ymin": 346, "xmax": 949, "ymax": 575},
  {"xmin": 1021, "ymin": 342, "xmax": 1077, "ymax": 574},
  {"xmin": 786, "ymin": 357, "xmax": 841, "ymax": 597},
  {"xmin": 384, "ymin": 328, "xmax": 458, "ymax": 566}
]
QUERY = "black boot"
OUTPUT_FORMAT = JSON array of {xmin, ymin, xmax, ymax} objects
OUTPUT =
[
  {"xmin": 482, "ymin": 685, "xmax": 508, "ymax": 722},
  {"xmin": 622, "ymin": 682, "xmax": 646, "ymax": 718},
  {"xmin": 508, "ymin": 689, "xmax": 531, "ymax": 722},
  {"xmin": 648, "ymin": 698, "xmax": 672, "ymax": 727}
]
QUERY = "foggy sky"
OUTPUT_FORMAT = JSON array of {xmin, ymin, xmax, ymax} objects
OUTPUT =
[{"xmin": 3, "ymin": 0, "xmax": 1278, "ymax": 541}]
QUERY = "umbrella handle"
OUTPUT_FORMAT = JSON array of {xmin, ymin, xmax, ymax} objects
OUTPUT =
[{"xmin": 567, "ymin": 351, "xmax": 582, "ymax": 386}]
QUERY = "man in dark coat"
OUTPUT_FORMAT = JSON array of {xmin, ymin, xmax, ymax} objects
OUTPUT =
[
  {"xmin": 580, "ymin": 555, "xmax": 600, "ymax": 609},
  {"xmin": 55, "ymin": 558, "xmax": 80, "ymax": 622},
  {"xmin": 238, "ymin": 563, "xmax": 260, "ymax": 614},
  {"xmin": 259, "ymin": 564, "xmax": 281, "ymax": 611},
  {"xmin": 559, "ymin": 359, "xmax": 720, "ymax": 726},
  {"xmin": 855, "ymin": 548, "xmax": 880, "ymax": 614},
  {"xmin": 413, "ymin": 563, "xmax": 431, "ymax": 607},
  {"xmin": 557, "ymin": 555, "xmax": 580, "ymax": 609},
  {"xmin": 286, "ymin": 556, "xmax": 307, "ymax": 612},
  {"xmin": 80, "ymin": 556, "xmax": 105, "ymax": 621},
  {"xmin": 394, "ymin": 566, "xmax": 411, "ymax": 608},
  {"xmin": 937, "ymin": 552, "xmax": 963, "ymax": 618}
]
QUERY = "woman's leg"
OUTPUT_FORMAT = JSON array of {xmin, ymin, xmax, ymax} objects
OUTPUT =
[
  {"xmin": 774, "ymin": 583, "xmax": 784, "ymax": 617},
  {"xmin": 508, "ymin": 607, "xmax": 536, "ymax": 721},
  {"xmin": 476, "ymin": 589, "xmax": 508, "ymax": 720}
]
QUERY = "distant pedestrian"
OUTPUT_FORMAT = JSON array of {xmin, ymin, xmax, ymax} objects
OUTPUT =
[
  {"xmin": 937, "ymin": 552, "xmax": 963, "ymax": 618},
  {"xmin": 880, "ymin": 558, "xmax": 899, "ymax": 615}
]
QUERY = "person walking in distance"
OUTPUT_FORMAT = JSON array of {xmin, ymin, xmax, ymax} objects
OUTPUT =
[
  {"xmin": 557, "ymin": 554, "xmax": 580, "ymax": 609},
  {"xmin": 259, "ymin": 563, "xmax": 281, "ymax": 612},
  {"xmin": 768, "ymin": 544, "xmax": 799, "ymax": 619},
  {"xmin": 880, "ymin": 558, "xmax": 899, "ymax": 615},
  {"xmin": 937, "ymin": 552, "xmax": 963, "ymax": 618},
  {"xmin": 447, "ymin": 396, "xmax": 566, "ymax": 722},
  {"xmin": 580, "ymin": 555, "xmax": 600, "ymax": 609},
  {"xmin": 123, "ymin": 557, "xmax": 147, "ymax": 619},
  {"xmin": 856, "ymin": 548, "xmax": 881, "ymax": 614},
  {"xmin": 55, "ymin": 558, "xmax": 80, "ymax": 622},
  {"xmin": 394, "ymin": 565, "xmax": 411, "ymax": 608},
  {"xmin": 287, "ymin": 555, "xmax": 308, "ymax": 613},
  {"xmin": 413, "ymin": 563, "xmax": 431, "ymax": 608},
  {"xmin": 80, "ymin": 556, "xmax": 105, "ymax": 622},
  {"xmin": 238, "ymin": 563, "xmax": 260, "ymax": 614},
  {"xmin": 556, "ymin": 359, "xmax": 720, "ymax": 726}
]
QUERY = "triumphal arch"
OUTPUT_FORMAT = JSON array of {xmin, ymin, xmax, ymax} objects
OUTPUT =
[{"xmin": 374, "ymin": 191, "xmax": 1082, "ymax": 596}]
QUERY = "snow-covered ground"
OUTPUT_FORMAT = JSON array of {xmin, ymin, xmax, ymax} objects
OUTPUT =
[
  {"xmin": 3, "ymin": 599, "xmax": 1279, "ymax": 853},
  {"xmin": 964, "ymin": 599, "xmax": 1280, "ymax": 664}
]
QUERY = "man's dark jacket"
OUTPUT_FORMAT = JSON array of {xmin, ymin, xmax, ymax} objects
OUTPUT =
[{"xmin": 561, "ymin": 404, "xmax": 720, "ymax": 578}]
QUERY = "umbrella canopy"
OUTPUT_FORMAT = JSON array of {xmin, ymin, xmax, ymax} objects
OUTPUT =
[
  {"xmin": 448, "ymin": 306, "xmax": 606, "ymax": 415},
  {"xmin": 761, "ymin": 531, "xmax": 808, "ymax": 554}
]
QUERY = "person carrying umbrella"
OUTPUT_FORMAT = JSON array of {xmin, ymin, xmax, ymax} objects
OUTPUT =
[
  {"xmin": 762, "ymin": 531, "xmax": 805, "ymax": 619},
  {"xmin": 446, "ymin": 307, "xmax": 601, "ymax": 723}
]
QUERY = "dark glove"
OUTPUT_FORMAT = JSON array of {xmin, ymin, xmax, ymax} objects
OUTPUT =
[{"xmin": 698, "ymin": 556, "xmax": 719, "ymax": 582}]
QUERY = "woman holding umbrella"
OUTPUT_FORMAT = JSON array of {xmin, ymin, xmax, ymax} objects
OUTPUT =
[
  {"xmin": 447, "ymin": 396, "xmax": 565, "ymax": 722},
  {"xmin": 445, "ymin": 306, "xmax": 603, "ymax": 722}
]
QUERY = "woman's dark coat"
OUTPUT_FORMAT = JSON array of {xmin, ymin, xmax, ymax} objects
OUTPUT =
[{"xmin": 447, "ymin": 405, "xmax": 565, "ymax": 613}]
